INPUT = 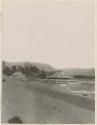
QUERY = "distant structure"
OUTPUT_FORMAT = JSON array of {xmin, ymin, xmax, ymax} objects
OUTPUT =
[
  {"xmin": 47, "ymin": 71, "xmax": 77, "ymax": 84},
  {"xmin": 12, "ymin": 71, "xmax": 25, "ymax": 77},
  {"xmin": 48, "ymin": 71, "xmax": 72, "ymax": 79}
]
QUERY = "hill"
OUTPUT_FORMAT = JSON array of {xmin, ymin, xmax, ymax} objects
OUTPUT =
[{"xmin": 55, "ymin": 68, "xmax": 95, "ymax": 77}]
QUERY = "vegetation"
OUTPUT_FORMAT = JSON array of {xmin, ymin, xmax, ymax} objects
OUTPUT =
[
  {"xmin": 2, "ymin": 66, "xmax": 12, "ymax": 76},
  {"xmin": 2, "ymin": 62, "xmax": 48, "ymax": 79},
  {"xmin": 73, "ymin": 75, "xmax": 95, "ymax": 80},
  {"xmin": 39, "ymin": 70, "xmax": 47, "ymax": 79},
  {"xmin": 11, "ymin": 65, "xmax": 17, "ymax": 74}
]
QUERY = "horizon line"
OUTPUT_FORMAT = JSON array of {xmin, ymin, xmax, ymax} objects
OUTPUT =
[{"xmin": 2, "ymin": 60, "xmax": 95, "ymax": 69}]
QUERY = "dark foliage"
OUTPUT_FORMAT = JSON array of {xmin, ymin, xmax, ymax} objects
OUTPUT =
[
  {"xmin": 73, "ymin": 75, "xmax": 95, "ymax": 80},
  {"xmin": 2, "ymin": 61, "xmax": 49, "ymax": 79},
  {"xmin": 18, "ymin": 66, "xmax": 25, "ymax": 74},
  {"xmin": 3, "ymin": 66, "xmax": 12, "ymax": 76},
  {"xmin": 11, "ymin": 65, "xmax": 17, "ymax": 74},
  {"xmin": 23, "ymin": 65, "xmax": 40, "ymax": 77},
  {"xmin": 39, "ymin": 70, "xmax": 47, "ymax": 79}
]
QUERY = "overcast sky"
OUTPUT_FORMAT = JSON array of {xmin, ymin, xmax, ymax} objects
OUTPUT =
[{"xmin": 2, "ymin": 0, "xmax": 95, "ymax": 69}]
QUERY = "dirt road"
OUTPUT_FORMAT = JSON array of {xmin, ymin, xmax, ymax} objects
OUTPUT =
[{"xmin": 2, "ymin": 76, "xmax": 95, "ymax": 124}]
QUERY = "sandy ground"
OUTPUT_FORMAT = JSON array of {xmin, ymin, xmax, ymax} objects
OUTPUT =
[{"xmin": 1, "ymin": 76, "xmax": 95, "ymax": 124}]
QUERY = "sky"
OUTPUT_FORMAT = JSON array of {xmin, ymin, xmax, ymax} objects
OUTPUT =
[{"xmin": 2, "ymin": 0, "xmax": 95, "ymax": 69}]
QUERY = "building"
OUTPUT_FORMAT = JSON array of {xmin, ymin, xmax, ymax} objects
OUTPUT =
[
  {"xmin": 12, "ymin": 71, "xmax": 25, "ymax": 77},
  {"xmin": 48, "ymin": 71, "xmax": 72, "ymax": 79}
]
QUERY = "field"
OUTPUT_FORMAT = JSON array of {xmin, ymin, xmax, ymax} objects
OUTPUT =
[{"xmin": 2, "ymin": 75, "xmax": 95, "ymax": 124}]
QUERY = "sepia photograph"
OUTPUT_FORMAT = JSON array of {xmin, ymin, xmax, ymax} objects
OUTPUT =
[{"xmin": 1, "ymin": 0, "xmax": 95, "ymax": 124}]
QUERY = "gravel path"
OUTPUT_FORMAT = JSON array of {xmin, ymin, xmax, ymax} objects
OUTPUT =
[{"xmin": 2, "ymin": 76, "xmax": 95, "ymax": 124}]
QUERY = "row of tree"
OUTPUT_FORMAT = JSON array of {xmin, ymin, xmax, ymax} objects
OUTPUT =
[
  {"xmin": 2, "ymin": 63, "xmax": 47, "ymax": 79},
  {"xmin": 73, "ymin": 75, "xmax": 95, "ymax": 80}
]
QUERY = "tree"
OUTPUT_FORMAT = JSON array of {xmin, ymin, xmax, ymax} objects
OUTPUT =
[
  {"xmin": 3, "ymin": 66, "xmax": 12, "ymax": 76},
  {"xmin": 23, "ymin": 65, "xmax": 30, "ymax": 76},
  {"xmin": 18, "ymin": 66, "xmax": 25, "ymax": 74},
  {"xmin": 39, "ymin": 70, "xmax": 47, "ymax": 79},
  {"xmin": 30, "ymin": 66, "xmax": 39, "ymax": 74},
  {"xmin": 11, "ymin": 65, "xmax": 17, "ymax": 73},
  {"xmin": 23, "ymin": 64, "xmax": 40, "ymax": 77}
]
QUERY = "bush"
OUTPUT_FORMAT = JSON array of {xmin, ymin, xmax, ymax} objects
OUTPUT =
[{"xmin": 39, "ymin": 71, "xmax": 47, "ymax": 79}]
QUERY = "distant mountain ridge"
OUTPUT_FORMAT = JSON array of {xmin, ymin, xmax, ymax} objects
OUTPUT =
[{"xmin": 57, "ymin": 68, "xmax": 95, "ymax": 76}]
